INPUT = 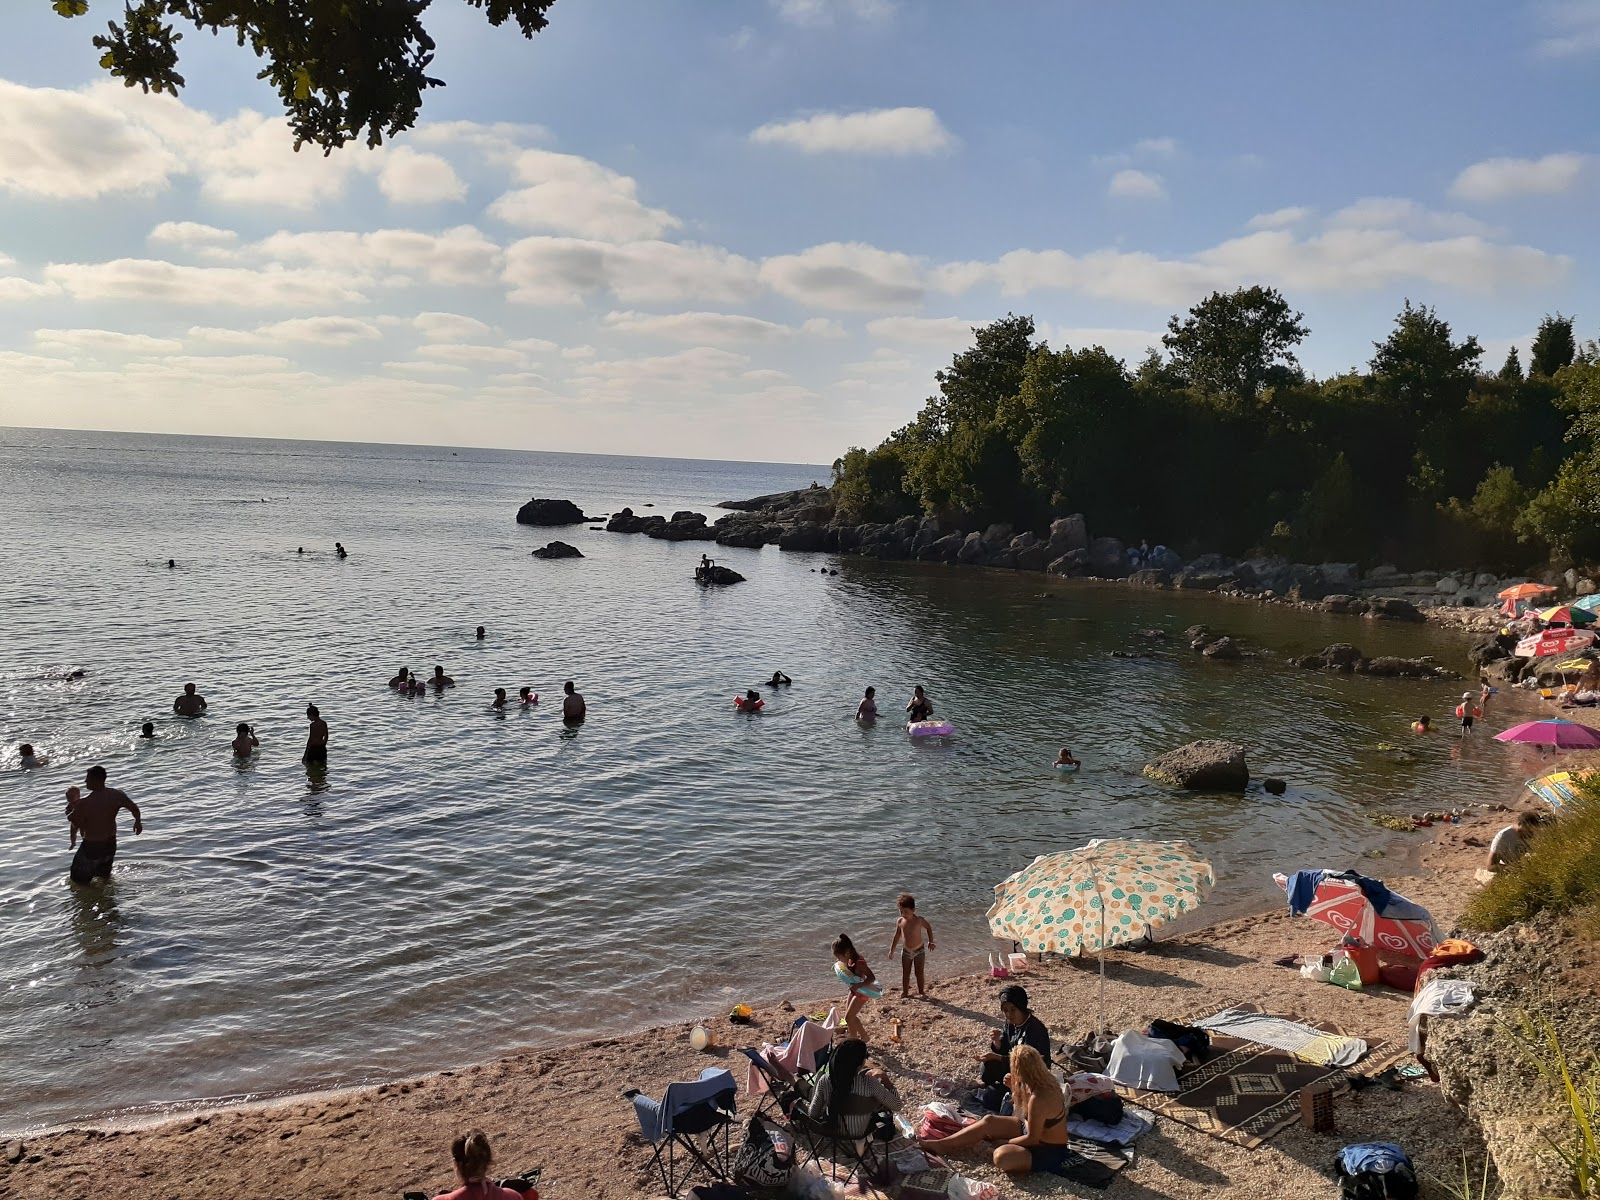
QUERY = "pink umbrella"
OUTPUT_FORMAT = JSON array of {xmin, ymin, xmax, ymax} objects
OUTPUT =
[
  {"xmin": 1274, "ymin": 873, "xmax": 1438, "ymax": 958},
  {"xmin": 1494, "ymin": 719, "xmax": 1600, "ymax": 750}
]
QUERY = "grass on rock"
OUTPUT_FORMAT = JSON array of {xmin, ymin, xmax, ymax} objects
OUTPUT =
[{"xmin": 1463, "ymin": 788, "xmax": 1600, "ymax": 938}]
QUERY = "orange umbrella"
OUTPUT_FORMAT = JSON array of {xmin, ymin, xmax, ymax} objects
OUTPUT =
[{"xmin": 1499, "ymin": 582, "xmax": 1558, "ymax": 600}]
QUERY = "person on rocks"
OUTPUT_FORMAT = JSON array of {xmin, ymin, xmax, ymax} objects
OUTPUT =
[
  {"xmin": 172, "ymin": 682, "xmax": 207, "ymax": 717},
  {"xmin": 906, "ymin": 685, "xmax": 933, "ymax": 723},
  {"xmin": 1487, "ymin": 810, "xmax": 1541, "ymax": 872},
  {"xmin": 65, "ymin": 765, "xmax": 142, "ymax": 886}
]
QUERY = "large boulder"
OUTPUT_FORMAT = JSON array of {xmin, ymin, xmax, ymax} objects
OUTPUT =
[
  {"xmin": 1469, "ymin": 636, "xmax": 1515, "ymax": 668},
  {"xmin": 1369, "ymin": 597, "xmax": 1426, "ymax": 622},
  {"xmin": 715, "ymin": 520, "xmax": 776, "ymax": 548},
  {"xmin": 1320, "ymin": 595, "xmax": 1370, "ymax": 615},
  {"xmin": 652, "ymin": 511, "xmax": 717, "ymax": 541},
  {"xmin": 1146, "ymin": 546, "xmax": 1183, "ymax": 572},
  {"xmin": 987, "ymin": 548, "xmax": 1021, "ymax": 569},
  {"xmin": 1128, "ymin": 567, "xmax": 1171, "ymax": 588},
  {"xmin": 695, "ymin": 564, "xmax": 745, "ymax": 585},
  {"xmin": 531, "ymin": 540, "xmax": 583, "ymax": 559},
  {"xmin": 917, "ymin": 533, "xmax": 966, "ymax": 562},
  {"xmin": 1319, "ymin": 562, "xmax": 1358, "ymax": 587},
  {"xmin": 1202, "ymin": 636, "xmax": 1243, "ymax": 660},
  {"xmin": 1143, "ymin": 740, "xmax": 1250, "ymax": 791},
  {"xmin": 1087, "ymin": 536, "xmax": 1128, "ymax": 577},
  {"xmin": 1048, "ymin": 514, "xmax": 1089, "ymax": 553},
  {"xmin": 778, "ymin": 524, "xmax": 828, "ymax": 552},
  {"xmin": 1360, "ymin": 655, "xmax": 1455, "ymax": 679},
  {"xmin": 957, "ymin": 531, "xmax": 988, "ymax": 565},
  {"xmin": 1046, "ymin": 549, "xmax": 1088, "ymax": 576},
  {"xmin": 1015, "ymin": 544, "xmax": 1054, "ymax": 572},
  {"xmin": 517, "ymin": 497, "xmax": 590, "ymax": 526},
  {"xmin": 1297, "ymin": 643, "xmax": 1366, "ymax": 671},
  {"xmin": 980, "ymin": 523, "xmax": 1015, "ymax": 551},
  {"xmin": 606, "ymin": 506, "xmax": 649, "ymax": 533}
]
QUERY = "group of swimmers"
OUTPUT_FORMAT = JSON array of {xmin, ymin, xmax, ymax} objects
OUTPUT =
[{"xmin": 1411, "ymin": 682, "xmax": 1493, "ymax": 737}]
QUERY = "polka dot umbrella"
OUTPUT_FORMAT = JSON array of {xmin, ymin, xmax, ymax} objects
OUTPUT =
[{"xmin": 986, "ymin": 838, "xmax": 1215, "ymax": 1033}]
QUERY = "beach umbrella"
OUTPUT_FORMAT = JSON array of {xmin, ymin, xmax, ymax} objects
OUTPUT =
[
  {"xmin": 987, "ymin": 838, "xmax": 1213, "ymax": 1033},
  {"xmin": 1499, "ymin": 582, "xmax": 1558, "ymax": 601},
  {"xmin": 1494, "ymin": 719, "xmax": 1600, "ymax": 750},
  {"xmin": 1573, "ymin": 595, "xmax": 1600, "ymax": 615},
  {"xmin": 1516, "ymin": 628, "xmax": 1596, "ymax": 659},
  {"xmin": 1273, "ymin": 873, "xmax": 1437, "ymax": 958},
  {"xmin": 1536, "ymin": 606, "xmax": 1599, "ymax": 627},
  {"xmin": 1525, "ymin": 769, "xmax": 1593, "ymax": 810}
]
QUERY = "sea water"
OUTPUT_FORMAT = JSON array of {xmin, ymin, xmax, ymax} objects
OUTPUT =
[{"xmin": 0, "ymin": 427, "xmax": 1523, "ymax": 1132}]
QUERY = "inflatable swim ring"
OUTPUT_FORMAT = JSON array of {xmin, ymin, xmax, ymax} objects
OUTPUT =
[
  {"xmin": 1054, "ymin": 762, "xmax": 1079, "ymax": 772},
  {"xmin": 833, "ymin": 962, "xmax": 884, "ymax": 999},
  {"xmin": 734, "ymin": 696, "xmax": 765, "ymax": 712},
  {"xmin": 907, "ymin": 719, "xmax": 954, "ymax": 738}
]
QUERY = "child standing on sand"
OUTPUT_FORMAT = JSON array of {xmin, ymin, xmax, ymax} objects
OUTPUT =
[
  {"xmin": 831, "ymin": 934, "xmax": 880, "ymax": 1043},
  {"xmin": 889, "ymin": 893, "xmax": 936, "ymax": 998}
]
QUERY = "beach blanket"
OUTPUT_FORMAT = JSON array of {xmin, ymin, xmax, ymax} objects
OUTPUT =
[
  {"xmin": 1068, "ymin": 1106, "xmax": 1154, "ymax": 1147},
  {"xmin": 1196, "ymin": 1007, "xmax": 1369, "ymax": 1067},
  {"xmin": 1118, "ymin": 1030, "xmax": 1406, "ymax": 1149},
  {"xmin": 1049, "ymin": 1138, "xmax": 1134, "ymax": 1190}
]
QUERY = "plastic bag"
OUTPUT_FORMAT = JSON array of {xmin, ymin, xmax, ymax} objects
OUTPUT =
[
  {"xmin": 1300, "ymin": 960, "xmax": 1333, "ymax": 983},
  {"xmin": 947, "ymin": 1176, "xmax": 1000, "ymax": 1200},
  {"xmin": 1329, "ymin": 953, "xmax": 1364, "ymax": 991}
]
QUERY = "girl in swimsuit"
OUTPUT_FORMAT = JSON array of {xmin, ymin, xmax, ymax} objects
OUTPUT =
[
  {"xmin": 831, "ymin": 933, "xmax": 878, "ymax": 1044},
  {"xmin": 918, "ymin": 1045, "xmax": 1069, "ymax": 1175}
]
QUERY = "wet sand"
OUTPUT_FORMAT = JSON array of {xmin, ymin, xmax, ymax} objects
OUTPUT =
[{"xmin": 1, "ymin": 792, "xmax": 1555, "ymax": 1200}]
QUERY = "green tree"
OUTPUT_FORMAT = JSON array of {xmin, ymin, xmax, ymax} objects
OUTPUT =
[
  {"xmin": 1499, "ymin": 345, "xmax": 1525, "ymax": 381},
  {"xmin": 1290, "ymin": 452, "xmax": 1364, "ymax": 561},
  {"xmin": 51, "ymin": 0, "xmax": 554, "ymax": 151},
  {"xmin": 1369, "ymin": 300, "xmax": 1482, "ymax": 423},
  {"xmin": 1530, "ymin": 313, "xmax": 1577, "ymax": 378},
  {"xmin": 1161, "ymin": 286, "xmax": 1308, "ymax": 412},
  {"xmin": 1521, "ymin": 450, "xmax": 1600, "ymax": 564},
  {"xmin": 1011, "ymin": 344, "xmax": 1136, "ymax": 515}
]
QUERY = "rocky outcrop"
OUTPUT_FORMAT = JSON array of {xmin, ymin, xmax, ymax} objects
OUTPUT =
[
  {"xmin": 531, "ymin": 540, "xmax": 583, "ymax": 559},
  {"xmin": 516, "ymin": 497, "xmax": 589, "ymax": 526},
  {"xmin": 694, "ymin": 564, "xmax": 745, "ymax": 585},
  {"xmin": 1201, "ymin": 636, "xmax": 1243, "ymax": 660},
  {"xmin": 1143, "ymin": 740, "xmax": 1250, "ymax": 790},
  {"xmin": 1296, "ymin": 643, "xmax": 1458, "ymax": 678},
  {"xmin": 1369, "ymin": 596, "xmax": 1426, "ymax": 622}
]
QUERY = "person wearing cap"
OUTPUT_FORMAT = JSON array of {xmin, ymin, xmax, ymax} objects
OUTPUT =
[{"xmin": 976, "ymin": 985, "xmax": 1052, "ymax": 1112}]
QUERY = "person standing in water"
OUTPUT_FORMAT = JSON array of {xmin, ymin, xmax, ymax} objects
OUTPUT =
[
  {"xmin": 139, "ymin": 722, "xmax": 156, "ymax": 740},
  {"xmin": 562, "ymin": 680, "xmax": 586, "ymax": 723},
  {"xmin": 302, "ymin": 705, "xmax": 329, "ymax": 764},
  {"xmin": 173, "ymin": 682, "xmax": 207, "ymax": 717},
  {"xmin": 66, "ymin": 765, "xmax": 142, "ymax": 886},
  {"xmin": 856, "ymin": 687, "xmax": 878, "ymax": 722},
  {"xmin": 388, "ymin": 666, "xmax": 410, "ymax": 688},
  {"xmin": 475, "ymin": 626, "xmax": 486, "ymax": 640},
  {"xmin": 231, "ymin": 723, "xmax": 259, "ymax": 758},
  {"xmin": 430, "ymin": 666, "xmax": 456, "ymax": 690},
  {"xmin": 335, "ymin": 542, "xmax": 348, "ymax": 559},
  {"xmin": 906, "ymin": 685, "xmax": 933, "ymax": 723},
  {"xmin": 491, "ymin": 688, "xmax": 509, "ymax": 709}
]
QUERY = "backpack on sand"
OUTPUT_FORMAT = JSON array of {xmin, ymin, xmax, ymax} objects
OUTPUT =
[{"xmin": 1334, "ymin": 1142, "xmax": 1417, "ymax": 1200}]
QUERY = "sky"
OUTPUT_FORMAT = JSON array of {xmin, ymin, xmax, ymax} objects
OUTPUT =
[{"xmin": 0, "ymin": 0, "xmax": 1597, "ymax": 463}]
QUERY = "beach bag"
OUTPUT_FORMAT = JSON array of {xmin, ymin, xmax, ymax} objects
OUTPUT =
[
  {"xmin": 1147, "ymin": 1019, "xmax": 1211, "ymax": 1062},
  {"xmin": 1069, "ymin": 1092, "xmax": 1125, "ymax": 1125},
  {"xmin": 734, "ymin": 1117, "xmax": 791, "ymax": 1189},
  {"xmin": 1334, "ymin": 1142, "xmax": 1417, "ymax": 1200}
]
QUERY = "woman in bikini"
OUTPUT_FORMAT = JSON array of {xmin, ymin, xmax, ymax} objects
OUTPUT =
[{"xmin": 918, "ymin": 1045, "xmax": 1070, "ymax": 1175}]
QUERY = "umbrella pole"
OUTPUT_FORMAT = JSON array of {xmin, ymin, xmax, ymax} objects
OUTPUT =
[{"xmin": 1096, "ymin": 861, "xmax": 1107, "ymax": 1037}]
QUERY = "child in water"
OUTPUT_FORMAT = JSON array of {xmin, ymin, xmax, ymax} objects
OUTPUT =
[
  {"xmin": 139, "ymin": 722, "xmax": 156, "ymax": 739},
  {"xmin": 1054, "ymin": 747, "xmax": 1081, "ymax": 769},
  {"xmin": 832, "ymin": 934, "xmax": 879, "ymax": 1043},
  {"xmin": 888, "ymin": 893, "xmax": 935, "ymax": 998},
  {"xmin": 231, "ymin": 724, "xmax": 258, "ymax": 757},
  {"xmin": 491, "ymin": 688, "xmax": 508, "ymax": 709},
  {"xmin": 1412, "ymin": 715, "xmax": 1431, "ymax": 734},
  {"xmin": 519, "ymin": 687, "xmax": 538, "ymax": 706}
]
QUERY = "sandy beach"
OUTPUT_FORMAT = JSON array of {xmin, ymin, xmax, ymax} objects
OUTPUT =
[{"xmin": 4, "ymin": 765, "xmax": 1579, "ymax": 1200}]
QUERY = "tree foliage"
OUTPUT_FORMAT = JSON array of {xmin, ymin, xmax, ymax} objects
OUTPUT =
[
  {"xmin": 51, "ymin": 0, "xmax": 555, "ymax": 151},
  {"xmin": 1531, "ymin": 313, "xmax": 1578, "ymax": 379},
  {"xmin": 832, "ymin": 289, "xmax": 1598, "ymax": 571}
]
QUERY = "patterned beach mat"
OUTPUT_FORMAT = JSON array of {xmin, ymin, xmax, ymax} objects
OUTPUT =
[{"xmin": 1120, "ymin": 1030, "xmax": 1407, "ymax": 1149}]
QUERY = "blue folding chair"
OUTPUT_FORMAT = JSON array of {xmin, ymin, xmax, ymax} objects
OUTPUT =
[{"xmin": 627, "ymin": 1067, "xmax": 738, "ymax": 1198}]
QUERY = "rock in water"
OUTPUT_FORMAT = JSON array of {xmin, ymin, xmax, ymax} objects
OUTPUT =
[
  {"xmin": 1143, "ymin": 740, "xmax": 1250, "ymax": 790},
  {"xmin": 532, "ymin": 541, "xmax": 584, "ymax": 559},
  {"xmin": 1263, "ymin": 778, "xmax": 1287, "ymax": 795},
  {"xmin": 516, "ymin": 497, "xmax": 589, "ymax": 526},
  {"xmin": 695, "ymin": 564, "xmax": 745, "ymax": 586}
]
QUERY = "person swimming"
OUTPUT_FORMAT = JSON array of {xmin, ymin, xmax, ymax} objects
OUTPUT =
[
  {"xmin": 856, "ymin": 686, "xmax": 878, "ymax": 722},
  {"xmin": 518, "ymin": 687, "xmax": 538, "ymax": 706},
  {"xmin": 768, "ymin": 671, "xmax": 792, "ymax": 687},
  {"xmin": 476, "ymin": 626, "xmax": 486, "ymax": 640},
  {"xmin": 1412, "ymin": 715, "xmax": 1431, "ymax": 734},
  {"xmin": 172, "ymin": 682, "xmax": 208, "ymax": 717},
  {"xmin": 166, "ymin": 559, "xmax": 176, "ymax": 569},
  {"xmin": 231, "ymin": 723, "xmax": 259, "ymax": 757},
  {"xmin": 139, "ymin": 722, "xmax": 156, "ymax": 739},
  {"xmin": 491, "ymin": 688, "xmax": 508, "ymax": 709},
  {"xmin": 431, "ymin": 666, "xmax": 455, "ymax": 690},
  {"xmin": 906, "ymin": 685, "xmax": 933, "ymax": 723},
  {"xmin": 389, "ymin": 666, "xmax": 410, "ymax": 689},
  {"xmin": 562, "ymin": 680, "xmax": 586, "ymax": 723},
  {"xmin": 1054, "ymin": 747, "xmax": 1081, "ymax": 769},
  {"xmin": 335, "ymin": 542, "xmax": 348, "ymax": 559},
  {"xmin": 19, "ymin": 743, "xmax": 47, "ymax": 769}
]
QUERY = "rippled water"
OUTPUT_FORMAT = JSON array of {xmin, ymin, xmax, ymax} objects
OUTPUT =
[{"xmin": 0, "ymin": 427, "xmax": 1522, "ymax": 1133}]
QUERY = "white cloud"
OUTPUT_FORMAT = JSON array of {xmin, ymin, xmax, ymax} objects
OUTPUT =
[
  {"xmin": 603, "ymin": 310, "xmax": 840, "ymax": 344},
  {"xmin": 1534, "ymin": 0, "xmax": 1600, "ymax": 56},
  {"xmin": 503, "ymin": 237, "xmax": 760, "ymax": 306},
  {"xmin": 129, "ymin": 354, "xmax": 294, "ymax": 375},
  {"xmin": 382, "ymin": 360, "xmax": 472, "ymax": 377},
  {"xmin": 33, "ymin": 328, "xmax": 183, "ymax": 357},
  {"xmin": 759, "ymin": 242, "xmax": 923, "ymax": 310},
  {"xmin": 1449, "ymin": 152, "xmax": 1589, "ymax": 201},
  {"xmin": 1039, "ymin": 325, "xmax": 1167, "ymax": 361},
  {"xmin": 254, "ymin": 227, "xmax": 503, "ymax": 287},
  {"xmin": 147, "ymin": 222, "xmax": 240, "ymax": 259},
  {"xmin": 0, "ymin": 277, "xmax": 62, "ymax": 302},
  {"xmin": 489, "ymin": 150, "xmax": 679, "ymax": 241},
  {"xmin": 0, "ymin": 79, "xmax": 180, "ymax": 198},
  {"xmin": 1107, "ymin": 169, "xmax": 1167, "ymax": 200},
  {"xmin": 191, "ymin": 316, "xmax": 384, "ymax": 346},
  {"xmin": 1247, "ymin": 206, "xmax": 1311, "ymax": 230},
  {"xmin": 413, "ymin": 120, "xmax": 549, "ymax": 160},
  {"xmin": 1328, "ymin": 197, "xmax": 1492, "ymax": 237},
  {"xmin": 1133, "ymin": 137, "xmax": 1178, "ymax": 157},
  {"xmin": 866, "ymin": 315, "xmax": 980, "ymax": 344},
  {"xmin": 416, "ymin": 343, "xmax": 529, "ymax": 367},
  {"xmin": 413, "ymin": 312, "xmax": 494, "ymax": 341},
  {"xmin": 45, "ymin": 259, "xmax": 367, "ymax": 307},
  {"xmin": 933, "ymin": 227, "xmax": 1568, "ymax": 306},
  {"xmin": 509, "ymin": 336, "xmax": 559, "ymax": 354},
  {"xmin": 374, "ymin": 146, "xmax": 467, "ymax": 205},
  {"xmin": 750, "ymin": 107, "xmax": 954, "ymax": 156},
  {"xmin": 771, "ymin": 0, "xmax": 896, "ymax": 25},
  {"xmin": 842, "ymin": 347, "xmax": 917, "ymax": 375},
  {"xmin": 572, "ymin": 346, "xmax": 751, "ymax": 400}
]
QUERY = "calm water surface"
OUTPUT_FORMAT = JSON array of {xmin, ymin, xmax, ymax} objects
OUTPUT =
[{"xmin": 0, "ymin": 427, "xmax": 1522, "ymax": 1132}]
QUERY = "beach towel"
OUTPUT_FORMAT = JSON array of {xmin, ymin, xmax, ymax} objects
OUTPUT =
[
  {"xmin": 1196, "ymin": 1007, "xmax": 1369, "ymax": 1068},
  {"xmin": 1285, "ymin": 869, "xmax": 1327, "ymax": 916},
  {"xmin": 745, "ymin": 1018, "xmax": 833, "ymax": 1094},
  {"xmin": 1067, "ymin": 1106, "xmax": 1154, "ymax": 1146}
]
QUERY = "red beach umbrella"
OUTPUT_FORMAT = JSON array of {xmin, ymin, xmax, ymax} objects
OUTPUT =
[{"xmin": 1493, "ymin": 719, "xmax": 1600, "ymax": 750}]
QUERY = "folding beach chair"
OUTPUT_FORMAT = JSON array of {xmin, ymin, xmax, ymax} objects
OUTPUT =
[
  {"xmin": 737, "ymin": 1047, "xmax": 811, "ymax": 1121},
  {"xmin": 627, "ymin": 1067, "xmax": 738, "ymax": 1198},
  {"xmin": 789, "ymin": 1094, "xmax": 895, "ymax": 1190}
]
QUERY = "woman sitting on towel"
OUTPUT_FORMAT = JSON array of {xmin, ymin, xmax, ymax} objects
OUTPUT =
[
  {"xmin": 919, "ymin": 1045, "xmax": 1070, "ymax": 1176},
  {"xmin": 804, "ymin": 1038, "xmax": 901, "ymax": 1138},
  {"xmin": 432, "ymin": 1130, "xmax": 538, "ymax": 1200}
]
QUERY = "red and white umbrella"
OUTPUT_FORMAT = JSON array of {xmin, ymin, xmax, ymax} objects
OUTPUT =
[
  {"xmin": 1516, "ymin": 628, "xmax": 1595, "ymax": 659},
  {"xmin": 1274, "ymin": 873, "xmax": 1438, "ymax": 959}
]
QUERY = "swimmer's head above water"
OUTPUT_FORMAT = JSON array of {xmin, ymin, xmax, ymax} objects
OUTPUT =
[{"xmin": 140, "ymin": 722, "xmax": 155, "ymax": 738}]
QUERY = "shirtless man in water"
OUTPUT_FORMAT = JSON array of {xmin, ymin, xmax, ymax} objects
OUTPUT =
[
  {"xmin": 65, "ymin": 765, "xmax": 142, "ymax": 885},
  {"xmin": 303, "ymin": 705, "xmax": 329, "ymax": 764},
  {"xmin": 172, "ymin": 682, "xmax": 207, "ymax": 716},
  {"xmin": 430, "ymin": 666, "xmax": 456, "ymax": 691},
  {"xmin": 562, "ymin": 680, "xmax": 586, "ymax": 723}
]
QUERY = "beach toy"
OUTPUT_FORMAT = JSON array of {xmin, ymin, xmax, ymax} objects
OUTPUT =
[
  {"xmin": 689, "ymin": 1025, "xmax": 715, "ymax": 1051},
  {"xmin": 1054, "ymin": 762, "xmax": 1079, "ymax": 772},
  {"xmin": 1007, "ymin": 952, "xmax": 1029, "ymax": 972},
  {"xmin": 734, "ymin": 696, "xmax": 764, "ymax": 712},
  {"xmin": 908, "ymin": 719, "xmax": 954, "ymax": 738},
  {"xmin": 986, "ymin": 953, "xmax": 1011, "ymax": 979},
  {"xmin": 833, "ymin": 962, "xmax": 883, "ymax": 998}
]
